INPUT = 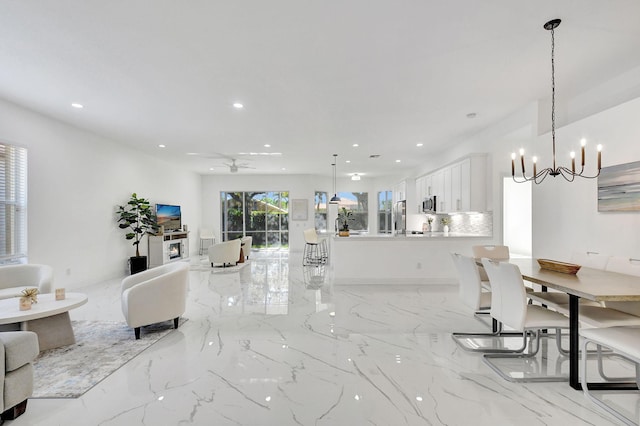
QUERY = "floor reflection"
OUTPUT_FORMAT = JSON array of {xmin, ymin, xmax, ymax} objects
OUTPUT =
[{"xmin": 204, "ymin": 250, "xmax": 333, "ymax": 316}]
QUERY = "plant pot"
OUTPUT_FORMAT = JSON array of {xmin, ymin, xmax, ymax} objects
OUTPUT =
[
  {"xmin": 338, "ymin": 230, "xmax": 350, "ymax": 237},
  {"xmin": 130, "ymin": 256, "xmax": 148, "ymax": 275}
]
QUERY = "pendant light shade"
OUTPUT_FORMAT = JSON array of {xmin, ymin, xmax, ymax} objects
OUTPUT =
[{"xmin": 330, "ymin": 154, "xmax": 340, "ymax": 204}]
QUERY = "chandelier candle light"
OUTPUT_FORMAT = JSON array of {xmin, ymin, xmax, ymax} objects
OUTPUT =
[{"xmin": 512, "ymin": 19, "xmax": 602, "ymax": 184}]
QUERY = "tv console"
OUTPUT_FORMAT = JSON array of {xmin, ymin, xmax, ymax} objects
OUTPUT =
[{"xmin": 148, "ymin": 231, "xmax": 189, "ymax": 268}]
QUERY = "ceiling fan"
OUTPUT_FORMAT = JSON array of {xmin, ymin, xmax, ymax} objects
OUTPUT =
[{"xmin": 223, "ymin": 158, "xmax": 254, "ymax": 173}]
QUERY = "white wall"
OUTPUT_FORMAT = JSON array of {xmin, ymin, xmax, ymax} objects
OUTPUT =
[
  {"xmin": 0, "ymin": 98, "xmax": 201, "ymax": 289},
  {"xmin": 531, "ymin": 96, "xmax": 640, "ymax": 261}
]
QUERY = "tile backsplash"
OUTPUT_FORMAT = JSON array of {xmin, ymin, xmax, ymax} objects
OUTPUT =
[{"xmin": 427, "ymin": 212, "xmax": 493, "ymax": 236}]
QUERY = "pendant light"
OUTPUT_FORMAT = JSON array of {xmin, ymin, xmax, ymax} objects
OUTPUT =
[
  {"xmin": 512, "ymin": 19, "xmax": 602, "ymax": 184},
  {"xmin": 329, "ymin": 154, "xmax": 340, "ymax": 204}
]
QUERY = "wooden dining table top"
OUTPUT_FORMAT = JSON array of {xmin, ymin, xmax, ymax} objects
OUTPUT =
[{"xmin": 505, "ymin": 257, "xmax": 640, "ymax": 302}]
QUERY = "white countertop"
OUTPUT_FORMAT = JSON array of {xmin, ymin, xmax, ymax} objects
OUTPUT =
[{"xmin": 331, "ymin": 232, "xmax": 490, "ymax": 240}]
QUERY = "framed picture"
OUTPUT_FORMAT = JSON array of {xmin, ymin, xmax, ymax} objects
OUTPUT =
[
  {"xmin": 598, "ymin": 160, "xmax": 640, "ymax": 212},
  {"xmin": 291, "ymin": 199, "xmax": 308, "ymax": 220}
]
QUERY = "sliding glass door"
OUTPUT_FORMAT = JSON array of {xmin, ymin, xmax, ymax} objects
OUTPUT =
[{"xmin": 221, "ymin": 191, "xmax": 289, "ymax": 248}]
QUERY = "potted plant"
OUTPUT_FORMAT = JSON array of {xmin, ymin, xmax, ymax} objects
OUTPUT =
[
  {"xmin": 338, "ymin": 207, "xmax": 354, "ymax": 237},
  {"xmin": 117, "ymin": 193, "xmax": 159, "ymax": 274}
]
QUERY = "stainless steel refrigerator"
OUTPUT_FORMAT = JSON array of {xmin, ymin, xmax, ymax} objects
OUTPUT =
[{"xmin": 394, "ymin": 200, "xmax": 406, "ymax": 235}]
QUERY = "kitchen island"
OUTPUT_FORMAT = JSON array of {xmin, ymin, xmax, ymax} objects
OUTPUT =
[{"xmin": 330, "ymin": 233, "xmax": 494, "ymax": 285}]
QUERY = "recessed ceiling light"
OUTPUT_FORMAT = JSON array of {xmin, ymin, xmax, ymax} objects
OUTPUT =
[
  {"xmin": 264, "ymin": 144, "xmax": 271, "ymax": 148},
  {"xmin": 352, "ymin": 144, "xmax": 359, "ymax": 147},
  {"xmin": 345, "ymin": 160, "xmax": 351, "ymax": 163},
  {"xmin": 395, "ymin": 159, "xmax": 401, "ymax": 163},
  {"xmin": 71, "ymin": 103, "xmax": 83, "ymax": 109},
  {"xmin": 281, "ymin": 167, "xmax": 286, "ymax": 171},
  {"xmin": 158, "ymin": 144, "xmax": 166, "ymax": 148},
  {"xmin": 351, "ymin": 174, "xmax": 361, "ymax": 181},
  {"xmin": 209, "ymin": 167, "xmax": 214, "ymax": 171},
  {"xmin": 416, "ymin": 143, "xmax": 424, "ymax": 147},
  {"xmin": 369, "ymin": 154, "xmax": 381, "ymax": 159},
  {"xmin": 233, "ymin": 102, "xmax": 244, "ymax": 109}
]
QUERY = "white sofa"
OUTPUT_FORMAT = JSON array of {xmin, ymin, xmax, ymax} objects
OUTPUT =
[
  {"xmin": 208, "ymin": 239, "xmax": 241, "ymax": 267},
  {"xmin": 0, "ymin": 264, "xmax": 53, "ymax": 300},
  {"xmin": 0, "ymin": 331, "xmax": 39, "ymax": 421},
  {"xmin": 121, "ymin": 262, "xmax": 190, "ymax": 339}
]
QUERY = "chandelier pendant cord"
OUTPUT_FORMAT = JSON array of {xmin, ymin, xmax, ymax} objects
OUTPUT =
[{"xmin": 551, "ymin": 24, "xmax": 557, "ymax": 174}]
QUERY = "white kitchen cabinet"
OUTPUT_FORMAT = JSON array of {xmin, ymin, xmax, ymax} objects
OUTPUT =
[
  {"xmin": 393, "ymin": 180, "xmax": 406, "ymax": 204},
  {"xmin": 415, "ymin": 176, "xmax": 424, "ymax": 213},
  {"xmin": 450, "ymin": 156, "xmax": 486, "ymax": 212},
  {"xmin": 414, "ymin": 154, "xmax": 487, "ymax": 213},
  {"xmin": 424, "ymin": 174, "xmax": 433, "ymax": 197},
  {"xmin": 442, "ymin": 167, "xmax": 452, "ymax": 212},
  {"xmin": 450, "ymin": 161, "xmax": 462, "ymax": 211},
  {"xmin": 431, "ymin": 170, "xmax": 444, "ymax": 210}
]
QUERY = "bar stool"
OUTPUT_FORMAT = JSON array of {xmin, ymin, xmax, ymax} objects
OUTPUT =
[
  {"xmin": 303, "ymin": 228, "xmax": 328, "ymax": 266},
  {"xmin": 199, "ymin": 229, "xmax": 216, "ymax": 255}
]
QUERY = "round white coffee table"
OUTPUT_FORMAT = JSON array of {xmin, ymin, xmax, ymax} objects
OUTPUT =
[{"xmin": 0, "ymin": 293, "xmax": 88, "ymax": 351}]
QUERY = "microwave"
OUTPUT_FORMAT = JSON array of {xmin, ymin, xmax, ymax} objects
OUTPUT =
[{"xmin": 422, "ymin": 196, "xmax": 437, "ymax": 213}]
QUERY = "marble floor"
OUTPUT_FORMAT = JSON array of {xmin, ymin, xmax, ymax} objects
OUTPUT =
[{"xmin": 11, "ymin": 250, "xmax": 634, "ymax": 425}]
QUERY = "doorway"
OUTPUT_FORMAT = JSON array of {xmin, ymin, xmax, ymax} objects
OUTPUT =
[{"xmin": 502, "ymin": 177, "xmax": 532, "ymax": 257}]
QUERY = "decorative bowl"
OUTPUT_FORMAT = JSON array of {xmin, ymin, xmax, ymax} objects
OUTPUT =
[{"xmin": 537, "ymin": 259, "xmax": 581, "ymax": 275}]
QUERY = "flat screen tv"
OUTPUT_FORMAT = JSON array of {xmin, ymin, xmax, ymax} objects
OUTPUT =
[{"xmin": 156, "ymin": 204, "xmax": 182, "ymax": 231}]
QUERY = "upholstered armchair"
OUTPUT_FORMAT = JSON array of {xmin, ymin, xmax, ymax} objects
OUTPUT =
[
  {"xmin": 0, "ymin": 331, "xmax": 39, "ymax": 421},
  {"xmin": 240, "ymin": 236, "xmax": 253, "ymax": 260},
  {"xmin": 121, "ymin": 262, "xmax": 190, "ymax": 339},
  {"xmin": 0, "ymin": 264, "xmax": 53, "ymax": 300},
  {"xmin": 208, "ymin": 239, "xmax": 242, "ymax": 267}
]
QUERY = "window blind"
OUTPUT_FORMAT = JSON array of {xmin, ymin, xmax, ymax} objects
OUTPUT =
[{"xmin": 0, "ymin": 142, "xmax": 27, "ymax": 263}]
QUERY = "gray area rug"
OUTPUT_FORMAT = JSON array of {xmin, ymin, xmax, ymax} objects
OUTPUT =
[{"xmin": 33, "ymin": 319, "xmax": 183, "ymax": 398}]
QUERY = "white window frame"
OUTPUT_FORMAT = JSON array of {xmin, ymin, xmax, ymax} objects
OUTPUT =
[{"xmin": 0, "ymin": 142, "xmax": 28, "ymax": 264}]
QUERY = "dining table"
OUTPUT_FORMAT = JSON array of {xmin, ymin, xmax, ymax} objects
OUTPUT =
[{"xmin": 507, "ymin": 257, "xmax": 640, "ymax": 390}]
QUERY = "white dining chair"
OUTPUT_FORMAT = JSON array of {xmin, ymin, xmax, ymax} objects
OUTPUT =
[
  {"xmin": 481, "ymin": 258, "xmax": 571, "ymax": 382},
  {"xmin": 472, "ymin": 245, "xmax": 509, "ymax": 287},
  {"xmin": 602, "ymin": 257, "xmax": 640, "ymax": 316},
  {"xmin": 450, "ymin": 253, "xmax": 501, "ymax": 351},
  {"xmin": 581, "ymin": 325, "xmax": 640, "ymax": 426},
  {"xmin": 571, "ymin": 250, "xmax": 611, "ymax": 270}
]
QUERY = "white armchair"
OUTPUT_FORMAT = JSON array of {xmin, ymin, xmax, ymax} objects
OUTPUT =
[
  {"xmin": 240, "ymin": 236, "xmax": 253, "ymax": 260},
  {"xmin": 121, "ymin": 262, "xmax": 189, "ymax": 339},
  {"xmin": 208, "ymin": 239, "xmax": 242, "ymax": 267},
  {"xmin": 0, "ymin": 264, "xmax": 53, "ymax": 300}
]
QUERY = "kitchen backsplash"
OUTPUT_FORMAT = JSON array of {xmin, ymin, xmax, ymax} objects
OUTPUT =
[{"xmin": 427, "ymin": 212, "xmax": 493, "ymax": 236}]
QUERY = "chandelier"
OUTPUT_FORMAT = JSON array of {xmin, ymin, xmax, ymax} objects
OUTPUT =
[{"xmin": 512, "ymin": 19, "xmax": 602, "ymax": 184}]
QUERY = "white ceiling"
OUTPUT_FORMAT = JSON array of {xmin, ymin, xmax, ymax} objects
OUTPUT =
[{"xmin": 2, "ymin": 1, "xmax": 640, "ymax": 177}]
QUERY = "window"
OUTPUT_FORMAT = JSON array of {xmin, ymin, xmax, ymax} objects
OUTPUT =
[
  {"xmin": 221, "ymin": 191, "xmax": 289, "ymax": 248},
  {"xmin": 378, "ymin": 190, "xmax": 393, "ymax": 234},
  {"xmin": 314, "ymin": 191, "xmax": 327, "ymax": 232},
  {"xmin": 0, "ymin": 143, "xmax": 27, "ymax": 264},
  {"xmin": 338, "ymin": 191, "xmax": 368, "ymax": 232}
]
